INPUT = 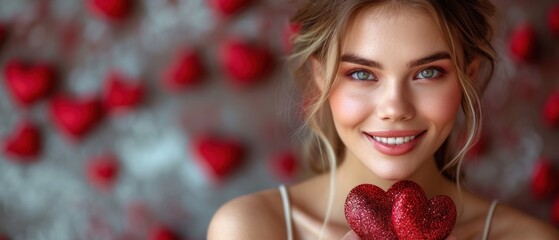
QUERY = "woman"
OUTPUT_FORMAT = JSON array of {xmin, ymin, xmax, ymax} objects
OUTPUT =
[{"xmin": 208, "ymin": 0, "xmax": 559, "ymax": 239}]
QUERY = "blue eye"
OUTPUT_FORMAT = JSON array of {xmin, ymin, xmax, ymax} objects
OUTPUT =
[
  {"xmin": 416, "ymin": 68, "xmax": 443, "ymax": 79},
  {"xmin": 350, "ymin": 70, "xmax": 376, "ymax": 81}
]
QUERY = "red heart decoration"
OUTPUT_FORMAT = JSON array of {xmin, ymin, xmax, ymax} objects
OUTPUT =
[
  {"xmin": 508, "ymin": 23, "xmax": 537, "ymax": 63},
  {"xmin": 148, "ymin": 225, "xmax": 181, "ymax": 240},
  {"xmin": 345, "ymin": 180, "xmax": 456, "ymax": 240},
  {"xmin": 86, "ymin": 154, "xmax": 120, "ymax": 191},
  {"xmin": 208, "ymin": 0, "xmax": 252, "ymax": 16},
  {"xmin": 219, "ymin": 39, "xmax": 274, "ymax": 87},
  {"xmin": 542, "ymin": 91, "xmax": 559, "ymax": 128},
  {"xmin": 193, "ymin": 135, "xmax": 245, "ymax": 180},
  {"xmin": 549, "ymin": 3, "xmax": 559, "ymax": 36},
  {"xmin": 88, "ymin": 0, "xmax": 132, "ymax": 21},
  {"xmin": 552, "ymin": 197, "xmax": 559, "ymax": 226},
  {"xmin": 270, "ymin": 151, "xmax": 299, "ymax": 180},
  {"xmin": 531, "ymin": 158, "xmax": 559, "ymax": 199},
  {"xmin": 162, "ymin": 50, "xmax": 205, "ymax": 92},
  {"xmin": 345, "ymin": 184, "xmax": 398, "ymax": 240},
  {"xmin": 392, "ymin": 185, "xmax": 456, "ymax": 239},
  {"xmin": 3, "ymin": 121, "xmax": 42, "ymax": 163},
  {"xmin": 49, "ymin": 95, "xmax": 103, "ymax": 140},
  {"xmin": 3, "ymin": 60, "xmax": 56, "ymax": 107},
  {"xmin": 103, "ymin": 71, "xmax": 144, "ymax": 113}
]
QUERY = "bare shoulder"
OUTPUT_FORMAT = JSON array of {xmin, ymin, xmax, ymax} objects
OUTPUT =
[
  {"xmin": 490, "ymin": 203, "xmax": 559, "ymax": 239},
  {"xmin": 207, "ymin": 188, "xmax": 287, "ymax": 240}
]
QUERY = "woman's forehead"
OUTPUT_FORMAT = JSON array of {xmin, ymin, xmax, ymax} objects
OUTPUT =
[{"xmin": 341, "ymin": 5, "xmax": 449, "ymax": 63}]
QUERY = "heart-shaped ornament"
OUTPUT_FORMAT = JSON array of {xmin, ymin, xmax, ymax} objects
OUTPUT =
[
  {"xmin": 508, "ymin": 23, "xmax": 537, "ymax": 63},
  {"xmin": 208, "ymin": 0, "xmax": 252, "ymax": 16},
  {"xmin": 86, "ymin": 154, "xmax": 120, "ymax": 192},
  {"xmin": 3, "ymin": 121, "xmax": 42, "ymax": 163},
  {"xmin": 88, "ymin": 0, "xmax": 132, "ymax": 21},
  {"xmin": 3, "ymin": 60, "xmax": 56, "ymax": 107},
  {"xmin": 193, "ymin": 135, "xmax": 245, "ymax": 180},
  {"xmin": 219, "ymin": 39, "xmax": 274, "ymax": 87},
  {"xmin": 270, "ymin": 151, "xmax": 299, "ymax": 180},
  {"xmin": 392, "ymin": 184, "xmax": 457, "ymax": 239},
  {"xmin": 49, "ymin": 95, "xmax": 103, "ymax": 140},
  {"xmin": 345, "ymin": 180, "xmax": 456, "ymax": 240},
  {"xmin": 103, "ymin": 71, "xmax": 144, "ymax": 113},
  {"xmin": 162, "ymin": 50, "xmax": 205, "ymax": 92}
]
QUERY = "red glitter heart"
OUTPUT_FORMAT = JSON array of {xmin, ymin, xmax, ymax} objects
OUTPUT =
[
  {"xmin": 549, "ymin": 3, "xmax": 559, "ymax": 36},
  {"xmin": 531, "ymin": 158, "xmax": 559, "ymax": 199},
  {"xmin": 3, "ymin": 121, "xmax": 42, "ymax": 163},
  {"xmin": 49, "ymin": 95, "xmax": 103, "ymax": 140},
  {"xmin": 542, "ymin": 91, "xmax": 559, "ymax": 128},
  {"xmin": 219, "ymin": 39, "xmax": 274, "ymax": 87},
  {"xmin": 345, "ymin": 180, "xmax": 456, "ymax": 240},
  {"xmin": 193, "ymin": 135, "xmax": 245, "ymax": 180},
  {"xmin": 103, "ymin": 71, "xmax": 144, "ymax": 113},
  {"xmin": 208, "ymin": 0, "xmax": 252, "ymax": 16},
  {"xmin": 88, "ymin": 0, "xmax": 132, "ymax": 21},
  {"xmin": 162, "ymin": 50, "xmax": 205, "ymax": 92},
  {"xmin": 3, "ymin": 60, "xmax": 56, "ymax": 107},
  {"xmin": 86, "ymin": 154, "xmax": 120, "ymax": 191},
  {"xmin": 392, "ymin": 183, "xmax": 456, "ymax": 239},
  {"xmin": 508, "ymin": 22, "xmax": 537, "ymax": 63}
]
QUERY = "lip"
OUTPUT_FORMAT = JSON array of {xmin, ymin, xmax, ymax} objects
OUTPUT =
[{"xmin": 364, "ymin": 130, "xmax": 426, "ymax": 156}]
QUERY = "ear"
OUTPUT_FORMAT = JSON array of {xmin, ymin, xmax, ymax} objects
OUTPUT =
[
  {"xmin": 466, "ymin": 58, "xmax": 480, "ymax": 80},
  {"xmin": 310, "ymin": 56, "xmax": 326, "ymax": 92}
]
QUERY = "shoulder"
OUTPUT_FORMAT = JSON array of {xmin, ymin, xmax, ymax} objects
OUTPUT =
[
  {"xmin": 490, "ymin": 203, "xmax": 559, "ymax": 239},
  {"xmin": 207, "ymin": 187, "xmax": 288, "ymax": 240}
]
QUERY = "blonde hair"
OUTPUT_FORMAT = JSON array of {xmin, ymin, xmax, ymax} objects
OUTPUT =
[{"xmin": 288, "ymin": 0, "xmax": 497, "ymax": 237}]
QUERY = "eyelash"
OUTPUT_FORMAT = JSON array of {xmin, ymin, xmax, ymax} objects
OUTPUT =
[{"xmin": 346, "ymin": 66, "xmax": 448, "ymax": 81}]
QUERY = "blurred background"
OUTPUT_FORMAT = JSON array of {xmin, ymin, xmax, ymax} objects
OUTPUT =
[{"xmin": 0, "ymin": 0, "xmax": 558, "ymax": 239}]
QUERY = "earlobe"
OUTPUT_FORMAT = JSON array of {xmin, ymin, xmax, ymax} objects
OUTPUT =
[{"xmin": 311, "ymin": 57, "xmax": 325, "ymax": 92}]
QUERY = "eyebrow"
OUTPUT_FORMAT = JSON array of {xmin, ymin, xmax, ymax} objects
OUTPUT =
[{"xmin": 340, "ymin": 51, "xmax": 451, "ymax": 69}]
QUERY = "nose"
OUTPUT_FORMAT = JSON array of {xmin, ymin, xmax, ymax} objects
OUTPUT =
[{"xmin": 375, "ymin": 81, "xmax": 415, "ymax": 122}]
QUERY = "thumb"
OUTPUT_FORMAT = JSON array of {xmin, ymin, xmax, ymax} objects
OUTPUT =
[{"xmin": 341, "ymin": 230, "xmax": 361, "ymax": 240}]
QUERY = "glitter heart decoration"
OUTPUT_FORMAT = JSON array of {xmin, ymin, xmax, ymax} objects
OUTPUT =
[
  {"xmin": 2, "ymin": 121, "xmax": 42, "ymax": 163},
  {"xmin": 49, "ymin": 95, "xmax": 103, "ymax": 140},
  {"xmin": 344, "ymin": 180, "xmax": 456, "ymax": 240},
  {"xmin": 3, "ymin": 59, "xmax": 57, "ymax": 107},
  {"xmin": 219, "ymin": 38, "xmax": 274, "ymax": 87},
  {"xmin": 508, "ymin": 22, "xmax": 537, "ymax": 63},
  {"xmin": 103, "ymin": 71, "xmax": 144, "ymax": 113},
  {"xmin": 86, "ymin": 154, "xmax": 120, "ymax": 192},
  {"xmin": 162, "ymin": 49, "xmax": 205, "ymax": 92},
  {"xmin": 193, "ymin": 135, "xmax": 245, "ymax": 181}
]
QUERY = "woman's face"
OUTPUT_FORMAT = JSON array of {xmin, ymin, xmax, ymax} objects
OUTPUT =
[{"xmin": 328, "ymin": 5, "xmax": 462, "ymax": 180}]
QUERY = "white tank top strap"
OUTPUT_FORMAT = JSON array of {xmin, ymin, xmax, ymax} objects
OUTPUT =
[
  {"xmin": 481, "ymin": 200, "xmax": 499, "ymax": 240},
  {"xmin": 279, "ymin": 184, "xmax": 294, "ymax": 240}
]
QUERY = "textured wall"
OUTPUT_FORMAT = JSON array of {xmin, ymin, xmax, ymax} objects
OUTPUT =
[{"xmin": 0, "ymin": 0, "xmax": 558, "ymax": 239}]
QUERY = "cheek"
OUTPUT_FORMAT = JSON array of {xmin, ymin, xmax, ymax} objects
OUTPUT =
[
  {"xmin": 329, "ymin": 85, "xmax": 371, "ymax": 129},
  {"xmin": 420, "ymin": 82, "xmax": 462, "ymax": 126}
]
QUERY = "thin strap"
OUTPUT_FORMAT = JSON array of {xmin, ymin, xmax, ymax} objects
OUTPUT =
[
  {"xmin": 279, "ymin": 184, "xmax": 294, "ymax": 240},
  {"xmin": 481, "ymin": 200, "xmax": 499, "ymax": 240}
]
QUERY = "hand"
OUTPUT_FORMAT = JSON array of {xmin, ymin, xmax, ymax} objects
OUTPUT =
[{"xmin": 340, "ymin": 230, "xmax": 457, "ymax": 240}]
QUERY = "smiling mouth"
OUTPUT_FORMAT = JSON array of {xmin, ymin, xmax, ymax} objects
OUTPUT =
[{"xmin": 365, "ymin": 131, "xmax": 426, "ymax": 145}]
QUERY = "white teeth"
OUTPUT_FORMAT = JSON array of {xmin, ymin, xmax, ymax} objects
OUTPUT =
[{"xmin": 372, "ymin": 135, "xmax": 416, "ymax": 145}]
